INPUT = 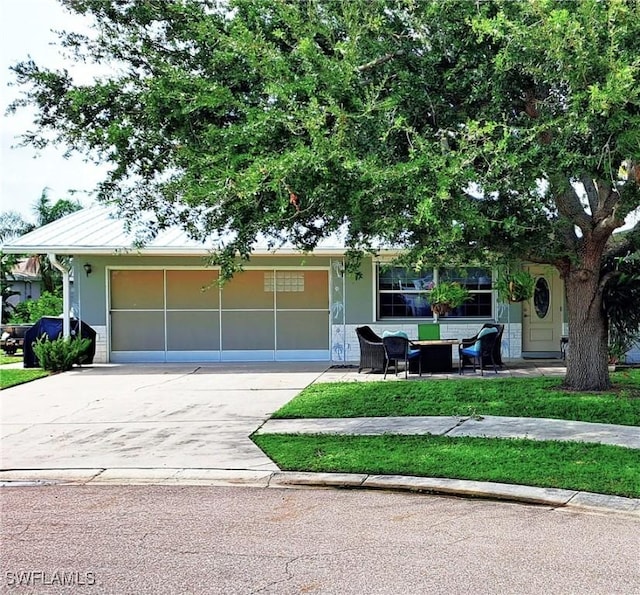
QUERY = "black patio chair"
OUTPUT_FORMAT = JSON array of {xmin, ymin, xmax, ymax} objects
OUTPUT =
[
  {"xmin": 459, "ymin": 323, "xmax": 504, "ymax": 368},
  {"xmin": 356, "ymin": 326, "xmax": 386, "ymax": 373},
  {"xmin": 458, "ymin": 327, "xmax": 499, "ymax": 376},
  {"xmin": 382, "ymin": 335, "xmax": 421, "ymax": 379}
]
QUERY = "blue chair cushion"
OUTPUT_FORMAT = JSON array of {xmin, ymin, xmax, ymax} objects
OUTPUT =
[
  {"xmin": 382, "ymin": 330, "xmax": 409, "ymax": 340},
  {"xmin": 408, "ymin": 349, "xmax": 421, "ymax": 358},
  {"xmin": 472, "ymin": 327, "xmax": 498, "ymax": 351},
  {"xmin": 461, "ymin": 346, "xmax": 480, "ymax": 356}
]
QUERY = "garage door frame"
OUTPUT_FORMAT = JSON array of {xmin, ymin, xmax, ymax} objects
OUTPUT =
[{"xmin": 107, "ymin": 266, "xmax": 331, "ymax": 363}]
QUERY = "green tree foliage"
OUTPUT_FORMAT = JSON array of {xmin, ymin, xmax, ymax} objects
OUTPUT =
[
  {"xmin": 29, "ymin": 189, "xmax": 82, "ymax": 293},
  {"xmin": 0, "ymin": 211, "xmax": 30, "ymax": 243},
  {"xmin": 8, "ymin": 0, "xmax": 640, "ymax": 389},
  {"xmin": 1, "ymin": 214, "xmax": 32, "ymax": 322},
  {"xmin": 32, "ymin": 189, "xmax": 82, "ymax": 227},
  {"xmin": 0, "ymin": 253, "xmax": 20, "ymax": 323},
  {"xmin": 0, "ymin": 189, "xmax": 81, "ymax": 295},
  {"xmin": 8, "ymin": 291, "xmax": 64, "ymax": 324},
  {"xmin": 603, "ymin": 250, "xmax": 640, "ymax": 360}
]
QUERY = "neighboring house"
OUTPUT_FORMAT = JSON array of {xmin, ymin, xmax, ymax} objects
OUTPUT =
[
  {"xmin": 5, "ymin": 257, "xmax": 42, "ymax": 308},
  {"xmin": 3, "ymin": 206, "xmax": 636, "ymax": 365}
]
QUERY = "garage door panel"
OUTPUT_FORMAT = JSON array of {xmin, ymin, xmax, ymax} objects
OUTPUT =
[
  {"xmin": 221, "ymin": 311, "xmax": 275, "ymax": 350},
  {"xmin": 111, "ymin": 311, "xmax": 165, "ymax": 351},
  {"xmin": 221, "ymin": 271, "xmax": 273, "ymax": 309},
  {"xmin": 111, "ymin": 270, "xmax": 164, "ymax": 309},
  {"xmin": 166, "ymin": 270, "xmax": 219, "ymax": 309},
  {"xmin": 276, "ymin": 271, "xmax": 328, "ymax": 310},
  {"xmin": 166, "ymin": 311, "xmax": 220, "ymax": 350},
  {"xmin": 277, "ymin": 311, "xmax": 329, "ymax": 350}
]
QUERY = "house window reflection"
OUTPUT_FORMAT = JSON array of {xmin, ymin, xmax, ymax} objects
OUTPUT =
[{"xmin": 377, "ymin": 265, "xmax": 493, "ymax": 319}]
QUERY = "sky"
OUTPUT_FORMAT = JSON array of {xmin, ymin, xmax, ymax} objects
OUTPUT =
[{"xmin": 0, "ymin": 0, "xmax": 108, "ymax": 223}]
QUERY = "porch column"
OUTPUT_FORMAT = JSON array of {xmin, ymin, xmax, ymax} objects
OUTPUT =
[{"xmin": 48, "ymin": 254, "xmax": 70, "ymax": 339}]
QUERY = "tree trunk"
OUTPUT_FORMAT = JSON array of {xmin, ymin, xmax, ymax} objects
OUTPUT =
[{"xmin": 563, "ymin": 267, "xmax": 611, "ymax": 391}]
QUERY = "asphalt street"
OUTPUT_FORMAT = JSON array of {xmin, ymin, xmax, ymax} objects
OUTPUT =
[{"xmin": 1, "ymin": 485, "xmax": 639, "ymax": 594}]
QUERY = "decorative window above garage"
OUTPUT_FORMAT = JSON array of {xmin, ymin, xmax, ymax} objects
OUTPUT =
[{"xmin": 264, "ymin": 271, "xmax": 305, "ymax": 293}]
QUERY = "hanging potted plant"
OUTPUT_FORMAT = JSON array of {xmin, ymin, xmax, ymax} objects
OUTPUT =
[
  {"xmin": 427, "ymin": 281, "xmax": 472, "ymax": 316},
  {"xmin": 494, "ymin": 269, "xmax": 536, "ymax": 303}
]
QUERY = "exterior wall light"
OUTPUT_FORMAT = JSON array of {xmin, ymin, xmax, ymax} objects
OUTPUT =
[{"xmin": 83, "ymin": 263, "xmax": 92, "ymax": 277}]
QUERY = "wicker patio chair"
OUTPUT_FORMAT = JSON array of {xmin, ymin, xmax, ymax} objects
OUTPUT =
[
  {"xmin": 459, "ymin": 323, "xmax": 504, "ymax": 367},
  {"xmin": 458, "ymin": 327, "xmax": 499, "ymax": 375},
  {"xmin": 382, "ymin": 335, "xmax": 421, "ymax": 379},
  {"xmin": 356, "ymin": 326, "xmax": 386, "ymax": 373}
]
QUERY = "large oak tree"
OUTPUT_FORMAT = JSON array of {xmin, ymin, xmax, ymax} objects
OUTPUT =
[{"xmin": 9, "ymin": 0, "xmax": 640, "ymax": 390}]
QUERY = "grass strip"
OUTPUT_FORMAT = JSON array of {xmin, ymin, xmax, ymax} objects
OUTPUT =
[
  {"xmin": 0, "ymin": 354, "xmax": 22, "ymax": 365},
  {"xmin": 253, "ymin": 433, "xmax": 640, "ymax": 498},
  {"xmin": 0, "ymin": 369, "xmax": 49, "ymax": 390},
  {"xmin": 272, "ymin": 371, "xmax": 640, "ymax": 426}
]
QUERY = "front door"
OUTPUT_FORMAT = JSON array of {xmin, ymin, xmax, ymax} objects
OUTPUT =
[{"xmin": 522, "ymin": 265, "xmax": 563, "ymax": 354}]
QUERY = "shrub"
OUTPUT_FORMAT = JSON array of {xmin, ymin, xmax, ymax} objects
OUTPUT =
[
  {"xmin": 603, "ymin": 253, "xmax": 640, "ymax": 361},
  {"xmin": 31, "ymin": 335, "xmax": 92, "ymax": 372},
  {"xmin": 9, "ymin": 292, "xmax": 63, "ymax": 324}
]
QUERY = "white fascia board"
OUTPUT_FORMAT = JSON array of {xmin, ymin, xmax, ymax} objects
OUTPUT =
[{"xmin": 0, "ymin": 245, "xmax": 352, "ymax": 257}]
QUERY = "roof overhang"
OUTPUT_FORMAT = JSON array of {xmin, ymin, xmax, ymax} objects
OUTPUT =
[{"xmin": 1, "ymin": 204, "xmax": 386, "ymax": 258}]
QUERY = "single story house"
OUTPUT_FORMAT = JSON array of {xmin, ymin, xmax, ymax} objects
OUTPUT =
[
  {"xmin": 5, "ymin": 257, "xmax": 42, "ymax": 307},
  {"xmin": 3, "ymin": 205, "xmax": 637, "ymax": 365}
]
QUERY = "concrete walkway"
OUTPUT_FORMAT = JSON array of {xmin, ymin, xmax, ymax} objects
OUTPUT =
[
  {"xmin": 1, "ymin": 360, "xmax": 639, "ymax": 517},
  {"xmin": 257, "ymin": 415, "xmax": 640, "ymax": 450}
]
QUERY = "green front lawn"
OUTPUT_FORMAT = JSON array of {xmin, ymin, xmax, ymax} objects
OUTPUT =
[
  {"xmin": 254, "ymin": 433, "xmax": 640, "ymax": 498},
  {"xmin": 0, "ymin": 368, "xmax": 49, "ymax": 389},
  {"xmin": 256, "ymin": 371, "xmax": 640, "ymax": 497},
  {"xmin": 0, "ymin": 354, "xmax": 22, "ymax": 365},
  {"xmin": 272, "ymin": 371, "xmax": 640, "ymax": 426}
]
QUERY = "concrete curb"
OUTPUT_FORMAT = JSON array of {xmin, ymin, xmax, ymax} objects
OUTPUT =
[
  {"xmin": 1, "ymin": 469, "xmax": 638, "ymax": 518},
  {"xmin": 268, "ymin": 471, "xmax": 640, "ymax": 517}
]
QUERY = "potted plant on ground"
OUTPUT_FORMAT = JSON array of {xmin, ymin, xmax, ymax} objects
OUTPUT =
[
  {"xmin": 607, "ymin": 341, "xmax": 627, "ymax": 372},
  {"xmin": 427, "ymin": 281, "xmax": 472, "ymax": 316},
  {"xmin": 494, "ymin": 269, "xmax": 536, "ymax": 303}
]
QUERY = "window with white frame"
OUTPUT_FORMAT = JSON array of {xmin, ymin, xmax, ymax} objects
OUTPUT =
[{"xmin": 377, "ymin": 265, "xmax": 493, "ymax": 319}]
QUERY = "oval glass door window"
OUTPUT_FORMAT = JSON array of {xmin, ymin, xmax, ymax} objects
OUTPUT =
[{"xmin": 534, "ymin": 277, "xmax": 550, "ymax": 319}]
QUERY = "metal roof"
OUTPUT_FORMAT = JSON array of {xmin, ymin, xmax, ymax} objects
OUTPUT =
[{"xmin": 1, "ymin": 205, "xmax": 351, "ymax": 256}]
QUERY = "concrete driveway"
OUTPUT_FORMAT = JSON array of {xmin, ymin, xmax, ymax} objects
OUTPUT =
[{"xmin": 1, "ymin": 363, "xmax": 329, "ymax": 473}]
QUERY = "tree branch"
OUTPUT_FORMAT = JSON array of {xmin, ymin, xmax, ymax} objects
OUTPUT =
[
  {"xmin": 580, "ymin": 174, "xmax": 599, "ymax": 215},
  {"xmin": 357, "ymin": 51, "xmax": 404, "ymax": 72},
  {"xmin": 603, "ymin": 220, "xmax": 640, "ymax": 259},
  {"xmin": 598, "ymin": 269, "xmax": 618, "ymax": 295},
  {"xmin": 554, "ymin": 184, "xmax": 592, "ymax": 233}
]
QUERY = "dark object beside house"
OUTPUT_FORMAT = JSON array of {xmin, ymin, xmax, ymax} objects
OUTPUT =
[
  {"xmin": 23, "ymin": 317, "xmax": 97, "ymax": 368},
  {"xmin": 0, "ymin": 324, "xmax": 32, "ymax": 355},
  {"xmin": 459, "ymin": 327, "xmax": 500, "ymax": 375},
  {"xmin": 460, "ymin": 323, "xmax": 504, "ymax": 367},
  {"xmin": 356, "ymin": 326, "xmax": 386, "ymax": 373},
  {"xmin": 383, "ymin": 335, "xmax": 421, "ymax": 379}
]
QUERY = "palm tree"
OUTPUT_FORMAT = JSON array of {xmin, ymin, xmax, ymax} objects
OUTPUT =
[
  {"xmin": 28, "ymin": 189, "xmax": 82, "ymax": 293},
  {"xmin": 0, "ymin": 212, "xmax": 32, "ymax": 322},
  {"xmin": 32, "ymin": 188, "xmax": 82, "ymax": 227},
  {"xmin": 1, "ymin": 189, "xmax": 82, "ymax": 296},
  {"xmin": 0, "ymin": 211, "xmax": 32, "ymax": 243}
]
